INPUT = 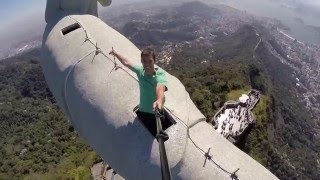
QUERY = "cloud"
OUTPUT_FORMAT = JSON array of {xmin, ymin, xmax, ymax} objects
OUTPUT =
[
  {"xmin": 278, "ymin": 0, "xmax": 320, "ymax": 18},
  {"xmin": 302, "ymin": 0, "xmax": 320, "ymax": 8},
  {"xmin": 286, "ymin": 0, "xmax": 320, "ymax": 8}
]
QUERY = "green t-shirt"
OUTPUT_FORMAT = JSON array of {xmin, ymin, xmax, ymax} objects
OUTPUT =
[{"xmin": 133, "ymin": 64, "xmax": 168, "ymax": 114}]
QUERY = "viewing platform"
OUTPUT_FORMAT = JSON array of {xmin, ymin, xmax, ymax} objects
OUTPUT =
[
  {"xmin": 91, "ymin": 161, "xmax": 124, "ymax": 180},
  {"xmin": 211, "ymin": 90, "xmax": 261, "ymax": 143}
]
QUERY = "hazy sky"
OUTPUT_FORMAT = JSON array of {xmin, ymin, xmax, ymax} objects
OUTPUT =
[
  {"xmin": 0, "ymin": 0, "xmax": 149, "ymax": 59},
  {"xmin": 1, "ymin": 0, "xmax": 319, "ymax": 32},
  {"xmin": 0, "ymin": 0, "xmax": 319, "ymax": 57},
  {"xmin": 295, "ymin": 0, "xmax": 320, "ymax": 7},
  {"xmin": 0, "ymin": 1, "xmax": 45, "ymax": 31},
  {"xmin": 0, "ymin": 0, "xmax": 145, "ymax": 33}
]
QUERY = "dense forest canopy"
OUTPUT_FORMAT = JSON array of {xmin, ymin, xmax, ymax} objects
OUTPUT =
[{"xmin": 0, "ymin": 50, "xmax": 99, "ymax": 179}]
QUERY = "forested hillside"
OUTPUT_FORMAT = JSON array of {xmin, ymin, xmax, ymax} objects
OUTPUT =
[
  {"xmin": 161, "ymin": 25, "xmax": 319, "ymax": 179},
  {"xmin": 0, "ymin": 50, "xmax": 98, "ymax": 179}
]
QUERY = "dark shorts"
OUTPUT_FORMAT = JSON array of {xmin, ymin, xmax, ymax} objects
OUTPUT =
[{"xmin": 136, "ymin": 110, "xmax": 172, "ymax": 137}]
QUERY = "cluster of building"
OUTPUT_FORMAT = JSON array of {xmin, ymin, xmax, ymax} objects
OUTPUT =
[
  {"xmin": 269, "ymin": 26, "xmax": 320, "ymax": 125},
  {"xmin": 212, "ymin": 90, "xmax": 260, "ymax": 143},
  {"xmin": 158, "ymin": 43, "xmax": 175, "ymax": 65},
  {"xmin": 156, "ymin": 8, "xmax": 258, "ymax": 65},
  {"xmin": 215, "ymin": 15, "xmax": 252, "ymax": 35},
  {"xmin": 272, "ymin": 28, "xmax": 320, "ymax": 70}
]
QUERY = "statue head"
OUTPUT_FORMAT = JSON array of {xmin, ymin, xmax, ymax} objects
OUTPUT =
[{"xmin": 45, "ymin": 0, "xmax": 112, "ymax": 23}]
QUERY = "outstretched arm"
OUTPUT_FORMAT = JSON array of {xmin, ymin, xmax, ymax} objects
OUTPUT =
[
  {"xmin": 153, "ymin": 84, "xmax": 166, "ymax": 111},
  {"xmin": 109, "ymin": 49, "xmax": 134, "ymax": 70}
]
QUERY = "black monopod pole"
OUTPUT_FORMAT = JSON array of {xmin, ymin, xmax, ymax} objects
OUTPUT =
[{"xmin": 155, "ymin": 109, "xmax": 172, "ymax": 180}]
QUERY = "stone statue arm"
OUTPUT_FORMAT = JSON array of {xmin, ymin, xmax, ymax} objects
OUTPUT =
[
  {"xmin": 45, "ymin": 0, "xmax": 59, "ymax": 23},
  {"xmin": 98, "ymin": 0, "xmax": 112, "ymax": 7}
]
